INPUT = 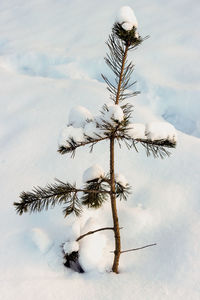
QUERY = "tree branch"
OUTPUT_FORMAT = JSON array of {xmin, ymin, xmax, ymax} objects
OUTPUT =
[
  {"xmin": 135, "ymin": 138, "xmax": 176, "ymax": 148},
  {"xmin": 110, "ymin": 243, "xmax": 157, "ymax": 254},
  {"xmin": 76, "ymin": 227, "xmax": 114, "ymax": 242},
  {"xmin": 115, "ymin": 131, "xmax": 176, "ymax": 158},
  {"xmin": 58, "ymin": 136, "xmax": 109, "ymax": 156}
]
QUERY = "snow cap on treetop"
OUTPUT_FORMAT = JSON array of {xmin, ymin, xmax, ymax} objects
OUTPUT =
[
  {"xmin": 116, "ymin": 6, "xmax": 138, "ymax": 31},
  {"xmin": 83, "ymin": 164, "xmax": 105, "ymax": 183},
  {"xmin": 68, "ymin": 106, "xmax": 93, "ymax": 128}
]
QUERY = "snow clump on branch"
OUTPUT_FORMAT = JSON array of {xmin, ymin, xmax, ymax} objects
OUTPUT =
[
  {"xmin": 58, "ymin": 126, "xmax": 84, "ymax": 146},
  {"xmin": 83, "ymin": 164, "xmax": 105, "ymax": 183},
  {"xmin": 126, "ymin": 122, "xmax": 177, "ymax": 144},
  {"xmin": 116, "ymin": 6, "xmax": 138, "ymax": 31},
  {"xmin": 104, "ymin": 104, "xmax": 124, "ymax": 124},
  {"xmin": 145, "ymin": 122, "xmax": 177, "ymax": 143},
  {"xmin": 68, "ymin": 106, "xmax": 93, "ymax": 128},
  {"xmin": 84, "ymin": 122, "xmax": 104, "ymax": 139},
  {"xmin": 126, "ymin": 123, "xmax": 146, "ymax": 140},
  {"xmin": 63, "ymin": 241, "xmax": 79, "ymax": 254},
  {"xmin": 115, "ymin": 173, "xmax": 128, "ymax": 188}
]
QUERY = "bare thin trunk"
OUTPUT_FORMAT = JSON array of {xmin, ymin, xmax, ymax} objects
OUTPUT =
[
  {"xmin": 110, "ymin": 136, "xmax": 121, "ymax": 273},
  {"xmin": 109, "ymin": 44, "xmax": 129, "ymax": 273},
  {"xmin": 76, "ymin": 227, "xmax": 113, "ymax": 242},
  {"xmin": 115, "ymin": 44, "xmax": 129, "ymax": 105}
]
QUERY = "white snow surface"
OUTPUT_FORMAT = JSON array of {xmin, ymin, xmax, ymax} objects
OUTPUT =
[
  {"xmin": 117, "ymin": 6, "xmax": 138, "ymax": 29},
  {"xmin": 83, "ymin": 164, "xmax": 105, "ymax": 183},
  {"xmin": 31, "ymin": 228, "xmax": 53, "ymax": 253},
  {"xmin": 68, "ymin": 106, "xmax": 93, "ymax": 128},
  {"xmin": 145, "ymin": 122, "xmax": 177, "ymax": 143},
  {"xmin": 0, "ymin": 1, "xmax": 200, "ymax": 300},
  {"xmin": 104, "ymin": 104, "xmax": 124, "ymax": 124}
]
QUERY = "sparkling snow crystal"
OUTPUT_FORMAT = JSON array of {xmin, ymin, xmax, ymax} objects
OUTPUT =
[
  {"xmin": 145, "ymin": 122, "xmax": 177, "ymax": 143},
  {"xmin": 68, "ymin": 106, "xmax": 93, "ymax": 128},
  {"xmin": 116, "ymin": 6, "xmax": 138, "ymax": 31},
  {"xmin": 83, "ymin": 164, "xmax": 105, "ymax": 183}
]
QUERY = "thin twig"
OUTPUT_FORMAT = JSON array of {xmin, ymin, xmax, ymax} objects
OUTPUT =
[
  {"xmin": 110, "ymin": 243, "xmax": 157, "ymax": 254},
  {"xmin": 76, "ymin": 227, "xmax": 123, "ymax": 242},
  {"xmin": 76, "ymin": 227, "xmax": 114, "ymax": 242}
]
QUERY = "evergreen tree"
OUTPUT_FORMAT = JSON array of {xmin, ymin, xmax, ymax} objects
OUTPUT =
[{"xmin": 14, "ymin": 6, "xmax": 176, "ymax": 274}]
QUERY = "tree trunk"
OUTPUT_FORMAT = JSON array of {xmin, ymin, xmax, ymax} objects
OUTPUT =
[
  {"xmin": 110, "ymin": 135, "xmax": 121, "ymax": 273},
  {"xmin": 109, "ymin": 44, "xmax": 129, "ymax": 273},
  {"xmin": 115, "ymin": 44, "xmax": 129, "ymax": 105}
]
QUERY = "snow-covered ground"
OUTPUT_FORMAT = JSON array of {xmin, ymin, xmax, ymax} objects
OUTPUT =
[{"xmin": 0, "ymin": 0, "xmax": 200, "ymax": 299}]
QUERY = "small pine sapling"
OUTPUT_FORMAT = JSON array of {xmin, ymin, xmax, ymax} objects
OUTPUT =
[{"xmin": 14, "ymin": 6, "xmax": 177, "ymax": 274}]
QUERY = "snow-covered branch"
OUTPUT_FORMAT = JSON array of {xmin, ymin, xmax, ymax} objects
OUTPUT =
[
  {"xmin": 116, "ymin": 121, "xmax": 177, "ymax": 158},
  {"xmin": 14, "ymin": 180, "xmax": 83, "ymax": 217},
  {"xmin": 137, "ymin": 139, "xmax": 175, "ymax": 158},
  {"xmin": 14, "ymin": 179, "xmax": 111, "ymax": 217},
  {"xmin": 14, "ymin": 174, "xmax": 130, "ymax": 217},
  {"xmin": 58, "ymin": 135, "xmax": 109, "ymax": 156}
]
